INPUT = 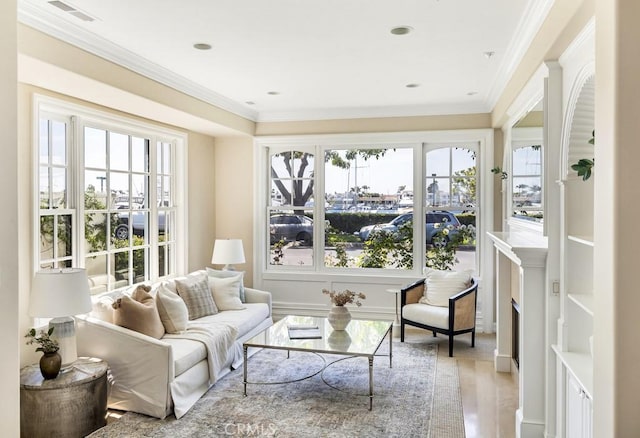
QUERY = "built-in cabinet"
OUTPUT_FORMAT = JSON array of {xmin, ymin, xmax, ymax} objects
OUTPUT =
[{"xmin": 554, "ymin": 28, "xmax": 595, "ymax": 437}]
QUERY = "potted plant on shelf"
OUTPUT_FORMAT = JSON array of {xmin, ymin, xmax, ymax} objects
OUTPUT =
[
  {"xmin": 323, "ymin": 289, "xmax": 366, "ymax": 330},
  {"xmin": 25, "ymin": 327, "xmax": 61, "ymax": 380}
]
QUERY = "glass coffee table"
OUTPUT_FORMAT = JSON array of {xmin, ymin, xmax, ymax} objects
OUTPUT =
[{"xmin": 243, "ymin": 315, "xmax": 393, "ymax": 410}]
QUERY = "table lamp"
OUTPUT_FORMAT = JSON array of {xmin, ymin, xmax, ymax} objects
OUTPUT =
[
  {"xmin": 211, "ymin": 239, "xmax": 245, "ymax": 271},
  {"xmin": 28, "ymin": 268, "xmax": 92, "ymax": 367}
]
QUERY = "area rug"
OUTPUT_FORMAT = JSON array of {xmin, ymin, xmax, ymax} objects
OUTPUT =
[{"xmin": 89, "ymin": 341, "xmax": 465, "ymax": 437}]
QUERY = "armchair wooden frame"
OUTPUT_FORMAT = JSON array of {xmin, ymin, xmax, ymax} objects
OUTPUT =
[{"xmin": 400, "ymin": 277, "xmax": 478, "ymax": 357}]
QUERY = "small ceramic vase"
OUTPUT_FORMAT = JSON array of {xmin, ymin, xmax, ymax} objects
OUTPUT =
[
  {"xmin": 328, "ymin": 305, "xmax": 351, "ymax": 331},
  {"xmin": 39, "ymin": 351, "xmax": 62, "ymax": 380}
]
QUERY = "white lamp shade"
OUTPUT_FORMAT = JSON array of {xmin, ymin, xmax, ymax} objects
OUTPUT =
[
  {"xmin": 28, "ymin": 268, "xmax": 92, "ymax": 318},
  {"xmin": 211, "ymin": 239, "xmax": 246, "ymax": 265}
]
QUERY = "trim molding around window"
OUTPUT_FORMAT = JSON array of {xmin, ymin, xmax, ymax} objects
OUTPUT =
[{"xmin": 32, "ymin": 95, "xmax": 188, "ymax": 292}]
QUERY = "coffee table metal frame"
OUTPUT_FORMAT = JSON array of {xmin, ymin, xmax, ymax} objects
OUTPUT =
[{"xmin": 243, "ymin": 315, "xmax": 393, "ymax": 410}]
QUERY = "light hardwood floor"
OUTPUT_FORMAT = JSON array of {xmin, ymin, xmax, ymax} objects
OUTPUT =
[{"xmin": 403, "ymin": 329, "xmax": 519, "ymax": 438}]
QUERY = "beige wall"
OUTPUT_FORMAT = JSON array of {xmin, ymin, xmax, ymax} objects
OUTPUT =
[
  {"xmin": 213, "ymin": 136, "xmax": 255, "ymax": 286},
  {"xmin": 187, "ymin": 132, "xmax": 217, "ymax": 271},
  {"xmin": 256, "ymin": 113, "xmax": 491, "ymax": 136},
  {"xmin": 1, "ymin": 0, "xmax": 20, "ymax": 434}
]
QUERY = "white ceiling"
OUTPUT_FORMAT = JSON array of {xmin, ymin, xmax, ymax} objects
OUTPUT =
[{"xmin": 18, "ymin": 0, "xmax": 551, "ymax": 123}]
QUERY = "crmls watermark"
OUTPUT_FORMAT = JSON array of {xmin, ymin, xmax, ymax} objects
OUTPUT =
[{"xmin": 218, "ymin": 423, "xmax": 278, "ymax": 436}]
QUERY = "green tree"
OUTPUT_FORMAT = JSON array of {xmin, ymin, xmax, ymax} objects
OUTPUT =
[{"xmin": 270, "ymin": 149, "xmax": 389, "ymax": 209}]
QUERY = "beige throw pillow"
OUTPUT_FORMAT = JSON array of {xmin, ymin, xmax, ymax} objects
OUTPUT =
[
  {"xmin": 112, "ymin": 285, "xmax": 165, "ymax": 339},
  {"xmin": 419, "ymin": 268, "xmax": 473, "ymax": 307},
  {"xmin": 176, "ymin": 273, "xmax": 218, "ymax": 320},
  {"xmin": 209, "ymin": 275, "xmax": 245, "ymax": 311},
  {"xmin": 156, "ymin": 283, "xmax": 189, "ymax": 333}
]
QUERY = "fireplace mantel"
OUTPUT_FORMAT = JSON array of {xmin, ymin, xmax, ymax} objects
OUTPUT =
[{"xmin": 487, "ymin": 230, "xmax": 548, "ymax": 438}]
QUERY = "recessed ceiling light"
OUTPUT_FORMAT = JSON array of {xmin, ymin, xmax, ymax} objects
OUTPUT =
[
  {"xmin": 267, "ymin": 91, "xmax": 280, "ymax": 96},
  {"xmin": 390, "ymin": 26, "xmax": 413, "ymax": 36},
  {"xmin": 193, "ymin": 43, "xmax": 212, "ymax": 50},
  {"xmin": 467, "ymin": 91, "xmax": 478, "ymax": 96},
  {"xmin": 406, "ymin": 83, "xmax": 420, "ymax": 88}
]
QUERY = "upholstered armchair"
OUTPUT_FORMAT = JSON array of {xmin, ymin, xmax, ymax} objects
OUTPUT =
[{"xmin": 400, "ymin": 274, "xmax": 478, "ymax": 357}]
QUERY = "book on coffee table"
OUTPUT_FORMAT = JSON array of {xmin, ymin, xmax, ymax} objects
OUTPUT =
[{"xmin": 287, "ymin": 324, "xmax": 322, "ymax": 339}]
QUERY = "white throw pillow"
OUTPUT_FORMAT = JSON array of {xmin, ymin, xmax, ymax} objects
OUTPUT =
[
  {"xmin": 156, "ymin": 283, "xmax": 189, "ymax": 333},
  {"xmin": 91, "ymin": 296, "xmax": 115, "ymax": 323},
  {"xmin": 208, "ymin": 275, "xmax": 246, "ymax": 311},
  {"xmin": 206, "ymin": 267, "xmax": 246, "ymax": 302},
  {"xmin": 419, "ymin": 267, "xmax": 473, "ymax": 307}
]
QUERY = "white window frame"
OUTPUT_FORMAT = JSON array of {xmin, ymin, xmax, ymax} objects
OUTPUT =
[
  {"xmin": 255, "ymin": 129, "xmax": 493, "ymax": 278},
  {"xmin": 32, "ymin": 95, "xmax": 187, "ymax": 287},
  {"xmin": 424, "ymin": 142, "xmax": 480, "ymax": 274}
]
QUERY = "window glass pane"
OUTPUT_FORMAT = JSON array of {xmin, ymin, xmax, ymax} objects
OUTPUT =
[
  {"xmin": 163, "ymin": 142, "xmax": 171, "ymax": 174},
  {"xmin": 39, "ymin": 119, "xmax": 49, "ymax": 164},
  {"xmin": 425, "ymin": 145, "xmax": 477, "ymax": 274},
  {"xmin": 426, "ymin": 148, "xmax": 449, "ymax": 176},
  {"xmin": 451, "ymin": 147, "xmax": 474, "ymax": 173},
  {"xmin": 86, "ymin": 254, "xmax": 108, "ymax": 294},
  {"xmin": 323, "ymin": 147, "xmax": 413, "ymax": 270},
  {"xmin": 269, "ymin": 210, "xmax": 314, "ymax": 266},
  {"xmin": 110, "ymin": 132, "xmax": 129, "ymax": 171},
  {"xmin": 39, "ymin": 166, "xmax": 50, "ymax": 208},
  {"xmin": 132, "ymin": 137, "xmax": 148, "ymax": 173},
  {"xmin": 110, "ymin": 172, "xmax": 129, "ymax": 206},
  {"xmin": 39, "ymin": 216, "xmax": 54, "ymax": 261},
  {"xmin": 132, "ymin": 248, "xmax": 147, "ymax": 283},
  {"xmin": 162, "ymin": 176, "xmax": 171, "ymax": 206},
  {"xmin": 513, "ymin": 177, "xmax": 542, "ymax": 216},
  {"xmin": 427, "ymin": 177, "xmax": 450, "ymax": 208},
  {"xmin": 131, "ymin": 174, "xmax": 148, "ymax": 208},
  {"xmin": 271, "ymin": 180, "xmax": 290, "ymax": 206},
  {"xmin": 85, "ymin": 127, "xmax": 107, "ymax": 169},
  {"xmin": 57, "ymin": 215, "xmax": 72, "ymax": 258},
  {"xmin": 158, "ymin": 245, "xmax": 167, "ymax": 277},
  {"xmin": 85, "ymin": 171, "xmax": 108, "ymax": 209},
  {"xmin": 51, "ymin": 121, "xmax": 66, "ymax": 166},
  {"xmin": 51, "ymin": 168, "xmax": 66, "ymax": 209},
  {"xmin": 85, "ymin": 212, "xmax": 107, "ymax": 254},
  {"xmin": 513, "ymin": 145, "xmax": 542, "ymax": 175},
  {"xmin": 113, "ymin": 251, "xmax": 129, "ymax": 285},
  {"xmin": 292, "ymin": 153, "xmax": 314, "ymax": 178},
  {"xmin": 158, "ymin": 211, "xmax": 169, "ymax": 240}
]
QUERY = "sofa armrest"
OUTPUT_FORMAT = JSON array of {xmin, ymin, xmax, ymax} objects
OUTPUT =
[
  {"xmin": 76, "ymin": 315, "xmax": 174, "ymax": 419},
  {"xmin": 244, "ymin": 287, "xmax": 272, "ymax": 315}
]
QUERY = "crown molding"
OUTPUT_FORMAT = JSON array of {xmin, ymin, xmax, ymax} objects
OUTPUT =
[
  {"xmin": 18, "ymin": 2, "xmax": 259, "ymax": 122},
  {"xmin": 485, "ymin": 0, "xmax": 556, "ymax": 111}
]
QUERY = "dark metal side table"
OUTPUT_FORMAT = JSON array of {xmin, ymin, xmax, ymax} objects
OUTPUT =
[{"xmin": 20, "ymin": 357, "xmax": 108, "ymax": 438}]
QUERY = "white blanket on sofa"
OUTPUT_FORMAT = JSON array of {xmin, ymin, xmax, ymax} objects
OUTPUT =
[{"xmin": 164, "ymin": 321, "xmax": 238, "ymax": 386}]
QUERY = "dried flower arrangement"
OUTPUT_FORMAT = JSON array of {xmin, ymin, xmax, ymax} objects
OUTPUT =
[{"xmin": 322, "ymin": 289, "xmax": 366, "ymax": 307}]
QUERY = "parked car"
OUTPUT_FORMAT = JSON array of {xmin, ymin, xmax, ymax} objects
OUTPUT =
[
  {"xmin": 356, "ymin": 211, "xmax": 460, "ymax": 244},
  {"xmin": 270, "ymin": 214, "xmax": 314, "ymax": 245},
  {"xmin": 115, "ymin": 211, "xmax": 166, "ymax": 239}
]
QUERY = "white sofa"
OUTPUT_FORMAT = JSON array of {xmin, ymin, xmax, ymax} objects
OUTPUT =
[{"xmin": 76, "ymin": 270, "xmax": 273, "ymax": 419}]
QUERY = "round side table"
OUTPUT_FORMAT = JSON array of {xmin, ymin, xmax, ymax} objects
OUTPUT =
[
  {"xmin": 20, "ymin": 357, "xmax": 108, "ymax": 438},
  {"xmin": 385, "ymin": 288, "xmax": 401, "ymax": 337}
]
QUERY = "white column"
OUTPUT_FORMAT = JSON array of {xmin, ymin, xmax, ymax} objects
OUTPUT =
[
  {"xmin": 488, "ymin": 232, "xmax": 548, "ymax": 438},
  {"xmin": 494, "ymin": 247, "xmax": 512, "ymax": 372}
]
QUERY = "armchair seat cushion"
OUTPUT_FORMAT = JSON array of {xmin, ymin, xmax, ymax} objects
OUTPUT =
[{"xmin": 402, "ymin": 303, "xmax": 449, "ymax": 330}]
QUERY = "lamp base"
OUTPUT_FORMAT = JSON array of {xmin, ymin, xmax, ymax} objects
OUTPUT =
[
  {"xmin": 49, "ymin": 316, "xmax": 78, "ymax": 367},
  {"xmin": 223, "ymin": 264, "xmax": 236, "ymax": 271}
]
